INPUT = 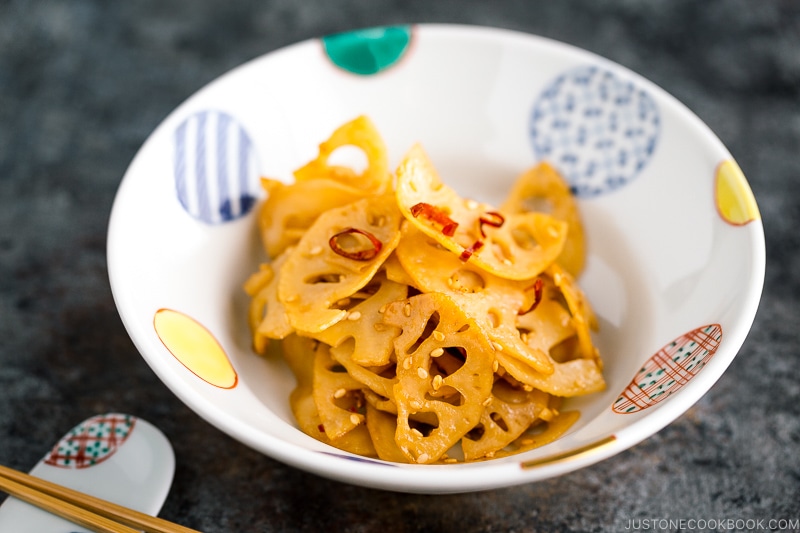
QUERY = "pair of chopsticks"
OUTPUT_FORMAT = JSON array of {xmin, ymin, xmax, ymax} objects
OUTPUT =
[{"xmin": 0, "ymin": 464, "xmax": 200, "ymax": 533}]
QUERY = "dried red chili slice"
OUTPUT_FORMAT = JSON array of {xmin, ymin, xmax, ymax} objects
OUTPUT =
[
  {"xmin": 478, "ymin": 211, "xmax": 505, "ymax": 238},
  {"xmin": 459, "ymin": 239, "xmax": 485, "ymax": 261},
  {"xmin": 518, "ymin": 278, "xmax": 544, "ymax": 315},
  {"xmin": 328, "ymin": 228, "xmax": 383, "ymax": 261},
  {"xmin": 410, "ymin": 202, "xmax": 459, "ymax": 237}
]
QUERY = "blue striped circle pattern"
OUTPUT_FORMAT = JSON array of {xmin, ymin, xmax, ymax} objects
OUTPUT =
[
  {"xmin": 530, "ymin": 65, "xmax": 660, "ymax": 198},
  {"xmin": 173, "ymin": 110, "xmax": 260, "ymax": 224}
]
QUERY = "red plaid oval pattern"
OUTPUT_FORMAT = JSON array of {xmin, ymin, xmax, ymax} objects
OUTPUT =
[
  {"xmin": 613, "ymin": 324, "xmax": 722, "ymax": 414},
  {"xmin": 43, "ymin": 413, "xmax": 136, "ymax": 469}
]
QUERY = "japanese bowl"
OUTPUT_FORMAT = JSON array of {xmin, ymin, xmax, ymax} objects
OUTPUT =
[{"xmin": 107, "ymin": 23, "xmax": 765, "ymax": 494}]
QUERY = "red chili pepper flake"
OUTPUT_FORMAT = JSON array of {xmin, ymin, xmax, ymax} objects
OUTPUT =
[
  {"xmin": 518, "ymin": 278, "xmax": 544, "ymax": 315},
  {"xmin": 459, "ymin": 239, "xmax": 484, "ymax": 261},
  {"xmin": 478, "ymin": 211, "xmax": 505, "ymax": 238},
  {"xmin": 318, "ymin": 424, "xmax": 326, "ymax": 433},
  {"xmin": 329, "ymin": 228, "xmax": 382, "ymax": 261},
  {"xmin": 410, "ymin": 202, "xmax": 459, "ymax": 237}
]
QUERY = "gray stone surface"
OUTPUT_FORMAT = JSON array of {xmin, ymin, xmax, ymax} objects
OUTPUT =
[{"xmin": 1, "ymin": 1, "xmax": 798, "ymax": 531}]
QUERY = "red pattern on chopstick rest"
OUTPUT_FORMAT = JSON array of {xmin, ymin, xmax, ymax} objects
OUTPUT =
[{"xmin": 43, "ymin": 413, "xmax": 137, "ymax": 469}]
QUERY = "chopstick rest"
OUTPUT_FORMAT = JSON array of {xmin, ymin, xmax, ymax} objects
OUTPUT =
[{"xmin": 0, "ymin": 413, "xmax": 180, "ymax": 532}]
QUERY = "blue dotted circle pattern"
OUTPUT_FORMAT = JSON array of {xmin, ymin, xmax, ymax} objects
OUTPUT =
[
  {"xmin": 173, "ymin": 110, "xmax": 260, "ymax": 224},
  {"xmin": 529, "ymin": 65, "xmax": 660, "ymax": 198}
]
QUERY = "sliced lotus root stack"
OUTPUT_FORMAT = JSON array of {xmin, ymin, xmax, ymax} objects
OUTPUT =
[
  {"xmin": 281, "ymin": 334, "xmax": 376, "ymax": 456},
  {"xmin": 278, "ymin": 194, "xmax": 402, "ymax": 333},
  {"xmin": 395, "ymin": 144, "xmax": 567, "ymax": 280},
  {"xmin": 395, "ymin": 224, "xmax": 553, "ymax": 375},
  {"xmin": 382, "ymin": 292, "xmax": 495, "ymax": 464},
  {"xmin": 496, "ymin": 351, "xmax": 604, "ymax": 397},
  {"xmin": 258, "ymin": 177, "xmax": 369, "ymax": 258},
  {"xmin": 311, "ymin": 271, "xmax": 407, "ymax": 367},
  {"xmin": 501, "ymin": 161, "xmax": 586, "ymax": 277},
  {"xmin": 461, "ymin": 382, "xmax": 550, "ymax": 461},
  {"xmin": 312, "ymin": 341, "xmax": 370, "ymax": 440},
  {"xmin": 546, "ymin": 263, "xmax": 600, "ymax": 363},
  {"xmin": 293, "ymin": 115, "xmax": 391, "ymax": 194},
  {"xmin": 365, "ymin": 403, "xmax": 413, "ymax": 463},
  {"xmin": 243, "ymin": 249, "xmax": 294, "ymax": 354}
]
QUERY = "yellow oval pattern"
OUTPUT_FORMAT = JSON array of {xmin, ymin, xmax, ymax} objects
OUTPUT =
[
  {"xmin": 154, "ymin": 309, "xmax": 238, "ymax": 389},
  {"xmin": 715, "ymin": 160, "xmax": 760, "ymax": 225}
]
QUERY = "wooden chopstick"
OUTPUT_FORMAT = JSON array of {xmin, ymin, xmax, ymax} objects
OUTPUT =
[{"xmin": 0, "ymin": 464, "xmax": 201, "ymax": 533}]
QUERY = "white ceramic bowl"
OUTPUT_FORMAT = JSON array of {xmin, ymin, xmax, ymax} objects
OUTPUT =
[{"xmin": 107, "ymin": 24, "xmax": 765, "ymax": 494}]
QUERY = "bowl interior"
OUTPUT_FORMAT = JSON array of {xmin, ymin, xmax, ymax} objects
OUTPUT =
[{"xmin": 108, "ymin": 24, "xmax": 764, "ymax": 493}]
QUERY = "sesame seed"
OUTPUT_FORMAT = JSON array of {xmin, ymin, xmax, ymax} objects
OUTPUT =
[
  {"xmin": 350, "ymin": 414, "xmax": 361, "ymax": 425},
  {"xmin": 411, "ymin": 428, "xmax": 423, "ymax": 438},
  {"xmin": 503, "ymin": 258, "xmax": 512, "ymax": 266},
  {"xmin": 378, "ymin": 304, "xmax": 387, "ymax": 313},
  {"xmin": 432, "ymin": 331, "xmax": 445, "ymax": 342},
  {"xmin": 403, "ymin": 303, "xmax": 412, "ymax": 317},
  {"xmin": 333, "ymin": 388, "xmax": 347, "ymax": 399},
  {"xmin": 520, "ymin": 438, "xmax": 534, "ymax": 446},
  {"xmin": 416, "ymin": 453, "xmax": 430, "ymax": 464},
  {"xmin": 485, "ymin": 451, "xmax": 495, "ymax": 458},
  {"xmin": 492, "ymin": 360, "xmax": 499, "ymax": 372},
  {"xmin": 347, "ymin": 311, "xmax": 362, "ymax": 321},
  {"xmin": 482, "ymin": 397, "xmax": 493, "ymax": 406},
  {"xmin": 410, "ymin": 400, "xmax": 423, "ymax": 410},
  {"xmin": 444, "ymin": 457, "xmax": 459, "ymax": 464},
  {"xmin": 309, "ymin": 245, "xmax": 323, "ymax": 256},
  {"xmin": 466, "ymin": 199, "xmax": 478, "ymax": 210},
  {"xmin": 430, "ymin": 347, "xmax": 444, "ymax": 357},
  {"xmin": 432, "ymin": 375, "xmax": 443, "ymax": 390},
  {"xmin": 554, "ymin": 272, "xmax": 563, "ymax": 284},
  {"xmin": 492, "ymin": 342, "xmax": 504, "ymax": 351},
  {"xmin": 403, "ymin": 358, "xmax": 413, "ymax": 370},
  {"xmin": 417, "ymin": 367, "xmax": 429, "ymax": 379},
  {"xmin": 523, "ymin": 385, "xmax": 533, "ymax": 392},
  {"xmin": 283, "ymin": 294, "xmax": 298, "ymax": 303}
]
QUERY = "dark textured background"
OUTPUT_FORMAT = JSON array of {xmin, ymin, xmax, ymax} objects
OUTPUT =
[{"xmin": 1, "ymin": 1, "xmax": 798, "ymax": 531}]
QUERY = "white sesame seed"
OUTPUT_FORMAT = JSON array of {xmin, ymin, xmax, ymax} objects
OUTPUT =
[
  {"xmin": 520, "ymin": 438, "xmax": 534, "ymax": 446},
  {"xmin": 417, "ymin": 367, "xmax": 429, "ymax": 379},
  {"xmin": 378, "ymin": 304, "xmax": 387, "ymax": 313},
  {"xmin": 333, "ymin": 388, "xmax": 347, "ymax": 399},
  {"xmin": 309, "ymin": 245, "xmax": 323, "ymax": 256},
  {"xmin": 482, "ymin": 397, "xmax": 493, "ymax": 406},
  {"xmin": 350, "ymin": 414, "xmax": 361, "ymax": 425},
  {"xmin": 547, "ymin": 225, "xmax": 560, "ymax": 238},
  {"xmin": 430, "ymin": 347, "xmax": 444, "ymax": 358},
  {"xmin": 416, "ymin": 453, "xmax": 430, "ymax": 464},
  {"xmin": 466, "ymin": 199, "xmax": 478, "ymax": 210},
  {"xmin": 444, "ymin": 457, "xmax": 459, "ymax": 464},
  {"xmin": 432, "ymin": 375, "xmax": 443, "ymax": 390},
  {"xmin": 411, "ymin": 428, "xmax": 423, "ymax": 438},
  {"xmin": 432, "ymin": 331, "xmax": 445, "ymax": 342},
  {"xmin": 403, "ymin": 358, "xmax": 413, "ymax": 370},
  {"xmin": 492, "ymin": 342, "xmax": 504, "ymax": 351},
  {"xmin": 403, "ymin": 303, "xmax": 412, "ymax": 317},
  {"xmin": 492, "ymin": 359, "xmax": 499, "ymax": 372},
  {"xmin": 347, "ymin": 311, "xmax": 362, "ymax": 321},
  {"xmin": 410, "ymin": 400, "xmax": 423, "ymax": 410}
]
